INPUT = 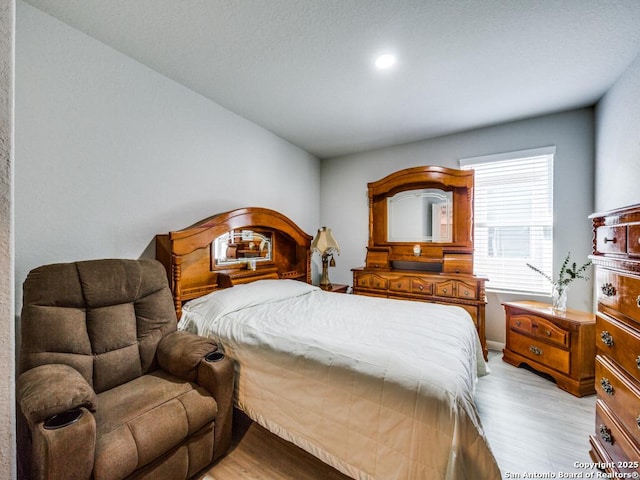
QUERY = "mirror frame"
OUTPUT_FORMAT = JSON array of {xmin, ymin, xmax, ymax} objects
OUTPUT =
[{"xmin": 367, "ymin": 166, "xmax": 474, "ymax": 265}]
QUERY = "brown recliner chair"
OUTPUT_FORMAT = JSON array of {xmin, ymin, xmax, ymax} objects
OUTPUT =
[{"xmin": 16, "ymin": 259, "xmax": 234, "ymax": 480}]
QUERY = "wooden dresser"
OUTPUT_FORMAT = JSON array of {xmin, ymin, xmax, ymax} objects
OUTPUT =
[
  {"xmin": 502, "ymin": 300, "xmax": 595, "ymax": 397},
  {"xmin": 352, "ymin": 166, "xmax": 488, "ymax": 360},
  {"xmin": 589, "ymin": 204, "xmax": 640, "ymax": 474},
  {"xmin": 352, "ymin": 268, "xmax": 487, "ymax": 358}
]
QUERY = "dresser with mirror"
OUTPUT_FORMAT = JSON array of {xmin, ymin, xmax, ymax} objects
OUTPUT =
[{"xmin": 352, "ymin": 166, "xmax": 488, "ymax": 359}]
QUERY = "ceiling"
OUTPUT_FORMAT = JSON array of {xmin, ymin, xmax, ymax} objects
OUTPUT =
[{"xmin": 22, "ymin": 0, "xmax": 640, "ymax": 159}]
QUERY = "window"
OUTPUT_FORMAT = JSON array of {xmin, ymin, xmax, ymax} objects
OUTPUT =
[{"xmin": 460, "ymin": 146, "xmax": 555, "ymax": 295}]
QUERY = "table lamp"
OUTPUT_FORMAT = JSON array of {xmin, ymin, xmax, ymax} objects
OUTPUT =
[{"xmin": 311, "ymin": 227, "xmax": 340, "ymax": 289}]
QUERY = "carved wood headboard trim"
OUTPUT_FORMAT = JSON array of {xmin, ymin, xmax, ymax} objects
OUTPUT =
[{"xmin": 156, "ymin": 207, "xmax": 312, "ymax": 317}]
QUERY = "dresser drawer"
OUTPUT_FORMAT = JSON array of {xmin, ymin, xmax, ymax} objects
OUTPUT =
[
  {"xmin": 435, "ymin": 280, "xmax": 455, "ymax": 297},
  {"xmin": 617, "ymin": 274, "xmax": 640, "ymax": 325},
  {"xmin": 455, "ymin": 280, "xmax": 478, "ymax": 300},
  {"xmin": 388, "ymin": 276, "xmax": 412, "ymax": 293},
  {"xmin": 598, "ymin": 269, "xmax": 640, "ymax": 324},
  {"xmin": 594, "ymin": 400, "xmax": 640, "ymax": 474},
  {"xmin": 354, "ymin": 273, "xmax": 388, "ymax": 291},
  {"xmin": 597, "ymin": 268, "xmax": 620, "ymax": 311},
  {"xmin": 596, "ymin": 225, "xmax": 627, "ymax": 255},
  {"xmin": 434, "ymin": 279, "xmax": 478, "ymax": 300},
  {"xmin": 365, "ymin": 249, "xmax": 389, "ymax": 269},
  {"xmin": 596, "ymin": 355, "xmax": 640, "ymax": 447},
  {"xmin": 627, "ymin": 223, "xmax": 640, "ymax": 256},
  {"xmin": 596, "ymin": 313, "xmax": 640, "ymax": 382},
  {"xmin": 509, "ymin": 331, "xmax": 570, "ymax": 374},
  {"xmin": 410, "ymin": 277, "xmax": 433, "ymax": 295}
]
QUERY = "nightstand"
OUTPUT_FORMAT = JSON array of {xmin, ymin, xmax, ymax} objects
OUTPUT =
[
  {"xmin": 320, "ymin": 283, "xmax": 349, "ymax": 293},
  {"xmin": 502, "ymin": 300, "xmax": 596, "ymax": 397}
]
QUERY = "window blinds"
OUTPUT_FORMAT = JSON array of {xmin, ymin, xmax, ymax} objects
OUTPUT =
[{"xmin": 460, "ymin": 147, "xmax": 555, "ymax": 294}]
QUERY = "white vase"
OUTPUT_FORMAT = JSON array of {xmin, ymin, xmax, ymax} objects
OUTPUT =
[{"xmin": 552, "ymin": 286, "xmax": 568, "ymax": 312}]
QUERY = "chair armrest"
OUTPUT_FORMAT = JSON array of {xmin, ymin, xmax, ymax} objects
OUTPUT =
[
  {"xmin": 30, "ymin": 406, "xmax": 96, "ymax": 480},
  {"xmin": 157, "ymin": 330, "xmax": 218, "ymax": 382},
  {"xmin": 198, "ymin": 351, "xmax": 234, "ymax": 460},
  {"xmin": 157, "ymin": 331, "xmax": 234, "ymax": 458},
  {"xmin": 17, "ymin": 364, "xmax": 97, "ymax": 427}
]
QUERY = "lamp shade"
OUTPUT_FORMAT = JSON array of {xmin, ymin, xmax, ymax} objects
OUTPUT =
[{"xmin": 311, "ymin": 227, "xmax": 340, "ymax": 255}]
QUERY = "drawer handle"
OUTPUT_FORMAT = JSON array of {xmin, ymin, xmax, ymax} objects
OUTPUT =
[
  {"xmin": 600, "ymin": 378, "xmax": 614, "ymax": 395},
  {"xmin": 529, "ymin": 345, "xmax": 542, "ymax": 356},
  {"xmin": 603, "ymin": 237, "xmax": 617, "ymax": 244},
  {"xmin": 463, "ymin": 290, "xmax": 469, "ymax": 296},
  {"xmin": 599, "ymin": 424, "xmax": 613, "ymax": 444},
  {"xmin": 637, "ymin": 415, "xmax": 640, "ymax": 430},
  {"xmin": 600, "ymin": 331, "xmax": 614, "ymax": 347},
  {"xmin": 600, "ymin": 283, "xmax": 616, "ymax": 297},
  {"xmin": 443, "ymin": 288, "xmax": 448, "ymax": 294},
  {"xmin": 545, "ymin": 330, "xmax": 551, "ymax": 337},
  {"xmin": 515, "ymin": 320, "xmax": 522, "ymax": 327},
  {"xmin": 637, "ymin": 295, "xmax": 640, "ymax": 308},
  {"xmin": 418, "ymin": 285, "xmax": 424, "ymax": 291},
  {"xmin": 636, "ymin": 356, "xmax": 640, "ymax": 370},
  {"xmin": 397, "ymin": 283, "xmax": 402, "ymax": 288}
]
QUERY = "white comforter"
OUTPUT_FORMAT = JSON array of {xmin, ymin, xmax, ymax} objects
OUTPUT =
[{"xmin": 179, "ymin": 279, "xmax": 501, "ymax": 480}]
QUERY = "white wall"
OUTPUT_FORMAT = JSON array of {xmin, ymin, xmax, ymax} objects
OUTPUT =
[
  {"xmin": 321, "ymin": 109, "xmax": 595, "ymax": 347},
  {"xmin": 15, "ymin": 2, "xmax": 320, "ymax": 312},
  {"xmin": 0, "ymin": 1, "xmax": 14, "ymax": 478},
  {"xmin": 595, "ymin": 51, "xmax": 640, "ymax": 212}
]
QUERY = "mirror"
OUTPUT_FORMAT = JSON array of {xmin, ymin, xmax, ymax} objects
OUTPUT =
[
  {"xmin": 387, "ymin": 188, "xmax": 452, "ymax": 242},
  {"xmin": 213, "ymin": 229, "xmax": 272, "ymax": 266}
]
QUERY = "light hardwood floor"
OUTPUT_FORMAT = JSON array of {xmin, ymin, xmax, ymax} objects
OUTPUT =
[
  {"xmin": 200, "ymin": 350, "xmax": 596, "ymax": 479},
  {"xmin": 475, "ymin": 350, "xmax": 595, "ymax": 477}
]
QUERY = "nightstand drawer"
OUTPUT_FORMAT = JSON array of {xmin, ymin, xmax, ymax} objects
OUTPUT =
[
  {"xmin": 533, "ymin": 317, "xmax": 569, "ymax": 348},
  {"xmin": 509, "ymin": 314, "xmax": 569, "ymax": 348},
  {"xmin": 509, "ymin": 331, "xmax": 570, "ymax": 374},
  {"xmin": 508, "ymin": 314, "xmax": 534, "ymax": 335}
]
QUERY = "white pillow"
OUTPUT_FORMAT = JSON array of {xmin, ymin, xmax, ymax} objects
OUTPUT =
[{"xmin": 178, "ymin": 279, "xmax": 318, "ymax": 334}]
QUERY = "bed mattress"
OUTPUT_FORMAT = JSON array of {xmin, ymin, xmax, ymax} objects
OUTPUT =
[{"xmin": 179, "ymin": 279, "xmax": 501, "ymax": 479}]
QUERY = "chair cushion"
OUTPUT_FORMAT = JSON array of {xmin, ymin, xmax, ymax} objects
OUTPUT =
[
  {"xmin": 20, "ymin": 259, "xmax": 179, "ymax": 393},
  {"xmin": 93, "ymin": 370, "xmax": 218, "ymax": 480}
]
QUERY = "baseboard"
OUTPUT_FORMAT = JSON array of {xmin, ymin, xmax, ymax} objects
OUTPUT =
[{"xmin": 486, "ymin": 340, "xmax": 504, "ymax": 353}]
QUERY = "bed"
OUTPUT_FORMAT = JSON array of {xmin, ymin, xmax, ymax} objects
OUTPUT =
[{"xmin": 155, "ymin": 207, "xmax": 501, "ymax": 480}]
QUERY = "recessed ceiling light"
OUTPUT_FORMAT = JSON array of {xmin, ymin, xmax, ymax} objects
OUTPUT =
[{"xmin": 374, "ymin": 54, "xmax": 396, "ymax": 70}]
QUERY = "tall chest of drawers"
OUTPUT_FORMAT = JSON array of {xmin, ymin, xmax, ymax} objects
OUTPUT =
[{"xmin": 589, "ymin": 204, "xmax": 640, "ymax": 474}]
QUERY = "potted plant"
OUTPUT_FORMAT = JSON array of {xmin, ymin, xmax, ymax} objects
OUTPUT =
[{"xmin": 526, "ymin": 252, "xmax": 591, "ymax": 311}]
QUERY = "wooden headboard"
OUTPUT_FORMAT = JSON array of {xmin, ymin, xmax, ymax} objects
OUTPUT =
[{"xmin": 156, "ymin": 207, "xmax": 312, "ymax": 317}]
